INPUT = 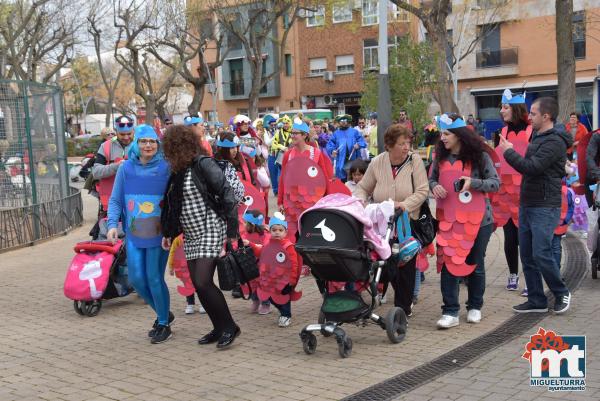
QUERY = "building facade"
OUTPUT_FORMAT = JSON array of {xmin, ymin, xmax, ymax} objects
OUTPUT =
[{"xmin": 449, "ymin": 0, "xmax": 600, "ymax": 137}]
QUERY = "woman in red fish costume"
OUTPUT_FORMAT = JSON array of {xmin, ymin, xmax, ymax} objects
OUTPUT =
[
  {"xmin": 244, "ymin": 213, "xmax": 301, "ymax": 328},
  {"xmin": 492, "ymin": 89, "xmax": 532, "ymax": 293},
  {"xmin": 277, "ymin": 120, "xmax": 334, "ymax": 241},
  {"xmin": 429, "ymin": 113, "xmax": 500, "ymax": 329}
]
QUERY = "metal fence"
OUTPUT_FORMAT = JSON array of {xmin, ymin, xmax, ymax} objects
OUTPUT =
[{"xmin": 0, "ymin": 79, "xmax": 83, "ymax": 251}]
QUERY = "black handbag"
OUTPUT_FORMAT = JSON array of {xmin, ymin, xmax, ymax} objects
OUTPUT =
[
  {"xmin": 410, "ymin": 160, "xmax": 438, "ymax": 247},
  {"xmin": 216, "ymin": 251, "xmax": 238, "ymax": 291},
  {"xmin": 410, "ymin": 200, "xmax": 438, "ymax": 247},
  {"xmin": 229, "ymin": 239, "xmax": 260, "ymax": 284}
]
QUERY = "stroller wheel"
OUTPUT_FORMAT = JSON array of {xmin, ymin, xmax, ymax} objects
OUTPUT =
[
  {"xmin": 83, "ymin": 300, "xmax": 102, "ymax": 317},
  {"xmin": 385, "ymin": 307, "xmax": 407, "ymax": 344},
  {"xmin": 302, "ymin": 333, "xmax": 318, "ymax": 355},
  {"xmin": 73, "ymin": 301, "xmax": 85, "ymax": 316},
  {"xmin": 338, "ymin": 336, "xmax": 352, "ymax": 358},
  {"xmin": 318, "ymin": 311, "xmax": 333, "ymax": 337}
]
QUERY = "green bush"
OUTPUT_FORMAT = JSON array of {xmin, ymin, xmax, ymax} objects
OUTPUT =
[{"xmin": 66, "ymin": 137, "xmax": 104, "ymax": 157}]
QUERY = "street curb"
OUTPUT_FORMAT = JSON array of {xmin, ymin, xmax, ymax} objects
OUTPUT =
[{"xmin": 343, "ymin": 232, "xmax": 588, "ymax": 401}]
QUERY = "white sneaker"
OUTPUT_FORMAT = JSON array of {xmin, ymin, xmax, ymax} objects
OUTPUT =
[
  {"xmin": 466, "ymin": 309, "xmax": 482, "ymax": 323},
  {"xmin": 278, "ymin": 316, "xmax": 291, "ymax": 327},
  {"xmin": 436, "ymin": 315, "xmax": 459, "ymax": 329},
  {"xmin": 185, "ymin": 304, "xmax": 195, "ymax": 314},
  {"xmin": 380, "ymin": 295, "xmax": 387, "ymax": 304},
  {"xmin": 198, "ymin": 305, "xmax": 206, "ymax": 314}
]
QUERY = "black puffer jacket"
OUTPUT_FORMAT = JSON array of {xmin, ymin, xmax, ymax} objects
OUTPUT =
[
  {"xmin": 161, "ymin": 156, "xmax": 239, "ymax": 239},
  {"xmin": 504, "ymin": 127, "xmax": 572, "ymax": 208},
  {"xmin": 586, "ymin": 131, "xmax": 600, "ymax": 182}
]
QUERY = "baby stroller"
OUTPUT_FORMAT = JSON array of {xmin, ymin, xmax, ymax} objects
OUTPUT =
[
  {"xmin": 295, "ymin": 208, "xmax": 407, "ymax": 358},
  {"xmin": 64, "ymin": 219, "xmax": 133, "ymax": 316}
]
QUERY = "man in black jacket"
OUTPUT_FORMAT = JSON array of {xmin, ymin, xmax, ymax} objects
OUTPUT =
[{"xmin": 497, "ymin": 97, "xmax": 572, "ymax": 314}]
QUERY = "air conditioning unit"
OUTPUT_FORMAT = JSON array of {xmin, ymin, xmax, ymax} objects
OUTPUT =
[
  {"xmin": 353, "ymin": 0, "xmax": 362, "ymax": 10},
  {"xmin": 323, "ymin": 95, "xmax": 336, "ymax": 106},
  {"xmin": 323, "ymin": 71, "xmax": 335, "ymax": 82}
]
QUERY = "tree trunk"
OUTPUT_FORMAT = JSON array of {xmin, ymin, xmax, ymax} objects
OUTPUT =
[
  {"xmin": 144, "ymin": 97, "xmax": 156, "ymax": 125},
  {"xmin": 555, "ymin": 0, "xmax": 576, "ymax": 124},
  {"xmin": 248, "ymin": 85, "xmax": 260, "ymax": 120},
  {"xmin": 105, "ymin": 92, "xmax": 115, "ymax": 128},
  {"xmin": 430, "ymin": 27, "xmax": 459, "ymax": 113},
  {"xmin": 188, "ymin": 82, "xmax": 205, "ymax": 115}
]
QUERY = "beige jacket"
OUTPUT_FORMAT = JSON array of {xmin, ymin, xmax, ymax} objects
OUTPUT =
[{"xmin": 355, "ymin": 151, "xmax": 429, "ymax": 219}]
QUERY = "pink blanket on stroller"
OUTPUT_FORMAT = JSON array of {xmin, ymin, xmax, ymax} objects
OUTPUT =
[{"xmin": 300, "ymin": 193, "xmax": 391, "ymax": 259}]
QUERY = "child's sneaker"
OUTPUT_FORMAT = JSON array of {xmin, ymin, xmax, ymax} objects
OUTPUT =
[
  {"xmin": 301, "ymin": 265, "xmax": 311, "ymax": 277},
  {"xmin": 506, "ymin": 274, "xmax": 519, "ymax": 291},
  {"xmin": 258, "ymin": 303, "xmax": 272, "ymax": 315},
  {"xmin": 250, "ymin": 299, "xmax": 260, "ymax": 313},
  {"xmin": 380, "ymin": 294, "xmax": 387, "ymax": 304},
  {"xmin": 198, "ymin": 305, "xmax": 206, "ymax": 314},
  {"xmin": 185, "ymin": 304, "xmax": 195, "ymax": 314},
  {"xmin": 521, "ymin": 287, "xmax": 528, "ymax": 297},
  {"xmin": 278, "ymin": 316, "xmax": 291, "ymax": 327}
]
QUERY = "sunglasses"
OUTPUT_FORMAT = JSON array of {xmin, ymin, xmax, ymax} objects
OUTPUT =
[
  {"xmin": 117, "ymin": 122, "xmax": 134, "ymax": 128},
  {"xmin": 138, "ymin": 139, "xmax": 157, "ymax": 146}
]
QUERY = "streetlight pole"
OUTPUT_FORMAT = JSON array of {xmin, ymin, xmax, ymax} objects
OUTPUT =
[{"xmin": 377, "ymin": 0, "xmax": 392, "ymax": 154}]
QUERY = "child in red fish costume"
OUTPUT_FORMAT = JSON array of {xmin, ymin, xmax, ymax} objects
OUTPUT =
[
  {"xmin": 243, "ymin": 213, "xmax": 302, "ymax": 328},
  {"xmin": 430, "ymin": 113, "xmax": 500, "ymax": 329},
  {"xmin": 241, "ymin": 210, "xmax": 272, "ymax": 315},
  {"xmin": 167, "ymin": 234, "xmax": 205, "ymax": 314},
  {"xmin": 492, "ymin": 89, "xmax": 532, "ymax": 292}
]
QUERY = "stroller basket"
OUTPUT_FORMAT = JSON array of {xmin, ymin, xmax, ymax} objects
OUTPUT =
[{"xmin": 321, "ymin": 291, "xmax": 369, "ymax": 322}]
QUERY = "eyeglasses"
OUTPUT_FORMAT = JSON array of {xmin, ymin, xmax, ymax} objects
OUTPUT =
[
  {"xmin": 117, "ymin": 122, "xmax": 134, "ymax": 128},
  {"xmin": 138, "ymin": 139, "xmax": 157, "ymax": 146}
]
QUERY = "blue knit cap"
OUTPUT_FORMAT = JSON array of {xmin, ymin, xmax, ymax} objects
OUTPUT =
[{"xmin": 129, "ymin": 124, "xmax": 160, "ymax": 159}]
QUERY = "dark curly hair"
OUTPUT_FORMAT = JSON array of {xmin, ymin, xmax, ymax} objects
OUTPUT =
[
  {"xmin": 162, "ymin": 125, "xmax": 205, "ymax": 173},
  {"xmin": 435, "ymin": 113, "xmax": 487, "ymax": 171}
]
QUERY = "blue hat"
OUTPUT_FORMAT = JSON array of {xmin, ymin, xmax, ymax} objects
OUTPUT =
[
  {"xmin": 216, "ymin": 138, "xmax": 238, "ymax": 148},
  {"xmin": 114, "ymin": 115, "xmax": 134, "ymax": 133},
  {"xmin": 263, "ymin": 114, "xmax": 276, "ymax": 126},
  {"xmin": 243, "ymin": 212, "xmax": 264, "ymax": 226},
  {"xmin": 183, "ymin": 114, "xmax": 203, "ymax": 126},
  {"xmin": 292, "ymin": 121, "xmax": 310, "ymax": 134},
  {"xmin": 128, "ymin": 124, "xmax": 160, "ymax": 159},
  {"xmin": 501, "ymin": 88, "xmax": 526, "ymax": 105},
  {"xmin": 134, "ymin": 124, "xmax": 158, "ymax": 140},
  {"xmin": 436, "ymin": 113, "xmax": 467, "ymax": 130},
  {"xmin": 369, "ymin": 112, "xmax": 378, "ymax": 119},
  {"xmin": 269, "ymin": 212, "xmax": 288, "ymax": 229}
]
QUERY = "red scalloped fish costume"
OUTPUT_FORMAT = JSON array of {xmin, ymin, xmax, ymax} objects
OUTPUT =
[
  {"xmin": 238, "ymin": 179, "xmax": 267, "ymax": 239},
  {"xmin": 491, "ymin": 125, "xmax": 532, "ymax": 227},
  {"xmin": 436, "ymin": 161, "xmax": 486, "ymax": 277},
  {"xmin": 167, "ymin": 235, "xmax": 195, "ymax": 297},
  {"xmin": 554, "ymin": 185, "xmax": 570, "ymax": 236},
  {"xmin": 248, "ymin": 239, "xmax": 302, "ymax": 305}
]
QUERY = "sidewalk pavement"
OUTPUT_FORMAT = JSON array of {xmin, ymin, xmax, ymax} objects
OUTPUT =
[
  {"xmin": 0, "ymin": 189, "xmax": 589, "ymax": 401},
  {"xmin": 394, "ymin": 275, "xmax": 600, "ymax": 401}
]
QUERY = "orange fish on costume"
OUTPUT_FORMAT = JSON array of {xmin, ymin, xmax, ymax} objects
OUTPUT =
[{"xmin": 436, "ymin": 160, "xmax": 486, "ymax": 277}]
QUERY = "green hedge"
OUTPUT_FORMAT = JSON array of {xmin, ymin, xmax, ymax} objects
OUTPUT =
[{"xmin": 66, "ymin": 138, "xmax": 104, "ymax": 157}]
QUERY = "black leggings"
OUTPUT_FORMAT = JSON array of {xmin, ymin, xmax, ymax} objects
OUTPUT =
[
  {"xmin": 188, "ymin": 257, "xmax": 236, "ymax": 334},
  {"xmin": 390, "ymin": 256, "xmax": 417, "ymax": 316},
  {"xmin": 503, "ymin": 219, "xmax": 519, "ymax": 275}
]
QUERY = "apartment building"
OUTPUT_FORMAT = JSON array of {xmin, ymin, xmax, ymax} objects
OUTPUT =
[
  {"xmin": 297, "ymin": 0, "xmax": 418, "ymax": 122},
  {"xmin": 450, "ymin": 0, "xmax": 600, "ymax": 137}
]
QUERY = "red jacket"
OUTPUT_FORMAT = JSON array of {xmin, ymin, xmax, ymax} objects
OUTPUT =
[{"xmin": 566, "ymin": 122, "xmax": 588, "ymax": 155}]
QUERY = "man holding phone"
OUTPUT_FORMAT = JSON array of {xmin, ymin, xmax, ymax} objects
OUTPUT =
[{"xmin": 497, "ymin": 97, "xmax": 573, "ymax": 315}]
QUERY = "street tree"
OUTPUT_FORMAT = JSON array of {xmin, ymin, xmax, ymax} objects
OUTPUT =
[
  {"xmin": 360, "ymin": 36, "xmax": 437, "ymax": 144},
  {"xmin": 208, "ymin": 0, "xmax": 314, "ymax": 119},
  {"xmin": 113, "ymin": 0, "xmax": 193, "ymax": 121},
  {"xmin": 389, "ymin": 0, "xmax": 510, "ymax": 113},
  {"xmin": 0, "ymin": 0, "xmax": 84, "ymax": 83},
  {"xmin": 555, "ymin": 0, "xmax": 576, "ymax": 124},
  {"xmin": 146, "ymin": 0, "xmax": 228, "ymax": 116}
]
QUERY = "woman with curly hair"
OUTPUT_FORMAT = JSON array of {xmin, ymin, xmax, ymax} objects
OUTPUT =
[
  {"xmin": 429, "ymin": 113, "xmax": 499, "ymax": 329},
  {"xmin": 161, "ymin": 125, "xmax": 244, "ymax": 349}
]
